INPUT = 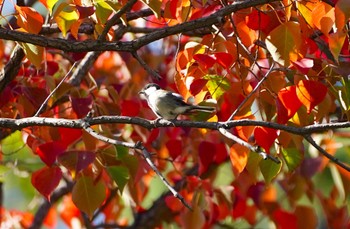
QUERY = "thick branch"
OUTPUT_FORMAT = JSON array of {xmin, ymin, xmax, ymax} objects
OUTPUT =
[{"xmin": 0, "ymin": 0, "xmax": 278, "ymax": 53}]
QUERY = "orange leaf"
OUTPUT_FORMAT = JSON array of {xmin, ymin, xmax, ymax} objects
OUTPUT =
[
  {"xmin": 296, "ymin": 80, "xmax": 328, "ymax": 114},
  {"xmin": 312, "ymin": 2, "xmax": 335, "ymax": 35},
  {"xmin": 229, "ymin": 144, "xmax": 248, "ymax": 175},
  {"xmin": 165, "ymin": 195, "xmax": 183, "ymax": 212},
  {"xmin": 15, "ymin": 5, "xmax": 44, "ymax": 34},
  {"xmin": 254, "ymin": 126, "xmax": 278, "ymax": 154},
  {"xmin": 31, "ymin": 166, "xmax": 63, "ymax": 200},
  {"xmin": 277, "ymin": 86, "xmax": 302, "ymax": 123}
]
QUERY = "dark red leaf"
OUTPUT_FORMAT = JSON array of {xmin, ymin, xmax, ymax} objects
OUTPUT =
[
  {"xmin": 58, "ymin": 151, "xmax": 96, "ymax": 173},
  {"xmin": 31, "ymin": 166, "xmax": 62, "ymax": 200},
  {"xmin": 76, "ymin": 5, "xmax": 95, "ymax": 19},
  {"xmin": 198, "ymin": 141, "xmax": 216, "ymax": 175},
  {"xmin": 214, "ymin": 143, "xmax": 228, "ymax": 163},
  {"xmin": 166, "ymin": 139, "xmax": 183, "ymax": 160},
  {"xmin": 273, "ymin": 209, "xmax": 298, "ymax": 229},
  {"xmin": 71, "ymin": 96, "xmax": 93, "ymax": 118},
  {"xmin": 121, "ymin": 99, "xmax": 140, "ymax": 116},
  {"xmin": 36, "ymin": 141, "xmax": 66, "ymax": 166},
  {"xmin": 189, "ymin": 79, "xmax": 208, "ymax": 96}
]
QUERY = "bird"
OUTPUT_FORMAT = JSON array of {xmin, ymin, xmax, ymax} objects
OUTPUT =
[{"xmin": 139, "ymin": 83, "xmax": 215, "ymax": 120}]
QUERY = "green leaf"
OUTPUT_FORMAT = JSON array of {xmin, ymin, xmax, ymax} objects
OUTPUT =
[
  {"xmin": 72, "ymin": 175, "xmax": 106, "ymax": 218},
  {"xmin": 259, "ymin": 158, "xmax": 282, "ymax": 183},
  {"xmin": 281, "ymin": 148, "xmax": 303, "ymax": 172},
  {"xmin": 115, "ymin": 145, "xmax": 129, "ymax": 159},
  {"xmin": 95, "ymin": 1, "xmax": 113, "ymax": 24},
  {"xmin": 55, "ymin": 5, "xmax": 79, "ymax": 37},
  {"xmin": 107, "ymin": 166, "xmax": 130, "ymax": 193},
  {"xmin": 205, "ymin": 74, "xmax": 231, "ymax": 101},
  {"xmin": 0, "ymin": 165, "xmax": 10, "ymax": 182},
  {"xmin": 246, "ymin": 151, "xmax": 262, "ymax": 182}
]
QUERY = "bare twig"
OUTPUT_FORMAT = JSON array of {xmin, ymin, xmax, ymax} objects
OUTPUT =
[
  {"xmin": 81, "ymin": 116, "xmax": 192, "ymax": 210},
  {"xmin": 132, "ymin": 51, "xmax": 162, "ymax": 80},
  {"xmin": 34, "ymin": 62, "xmax": 77, "ymax": 116},
  {"xmin": 227, "ymin": 62, "xmax": 275, "ymax": 121},
  {"xmin": 304, "ymin": 135, "xmax": 350, "ymax": 172},
  {"xmin": 218, "ymin": 127, "xmax": 280, "ymax": 163}
]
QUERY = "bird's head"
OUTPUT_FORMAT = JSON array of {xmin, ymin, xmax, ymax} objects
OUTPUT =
[{"xmin": 139, "ymin": 83, "xmax": 161, "ymax": 97}]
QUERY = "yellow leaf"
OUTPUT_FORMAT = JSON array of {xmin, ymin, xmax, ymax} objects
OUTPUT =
[{"xmin": 20, "ymin": 43, "xmax": 44, "ymax": 68}]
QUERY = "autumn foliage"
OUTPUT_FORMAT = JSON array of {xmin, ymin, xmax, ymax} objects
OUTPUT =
[{"xmin": 0, "ymin": 0, "xmax": 350, "ymax": 228}]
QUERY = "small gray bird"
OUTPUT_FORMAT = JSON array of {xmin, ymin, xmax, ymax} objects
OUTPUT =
[{"xmin": 139, "ymin": 83, "xmax": 215, "ymax": 120}]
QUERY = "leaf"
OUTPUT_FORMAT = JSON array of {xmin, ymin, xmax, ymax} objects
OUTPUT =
[
  {"xmin": 58, "ymin": 150, "xmax": 95, "ymax": 173},
  {"xmin": 31, "ymin": 166, "xmax": 62, "ymax": 200},
  {"xmin": 72, "ymin": 175, "xmax": 106, "ymax": 218},
  {"xmin": 94, "ymin": 1, "xmax": 113, "ymax": 24},
  {"xmin": 312, "ymin": 2, "xmax": 335, "ymax": 35},
  {"xmin": 246, "ymin": 9, "xmax": 270, "ymax": 30},
  {"xmin": 180, "ymin": 202, "xmax": 205, "ymax": 229},
  {"xmin": 20, "ymin": 43, "xmax": 43, "ymax": 68},
  {"xmin": 273, "ymin": 209, "xmax": 297, "ymax": 229},
  {"xmin": 214, "ymin": 52, "xmax": 234, "ymax": 69},
  {"xmin": 198, "ymin": 141, "xmax": 216, "ymax": 175},
  {"xmin": 281, "ymin": 148, "xmax": 303, "ymax": 172},
  {"xmin": 229, "ymin": 144, "xmax": 249, "ymax": 175},
  {"xmin": 141, "ymin": 0, "xmax": 162, "ymax": 19},
  {"xmin": 107, "ymin": 166, "xmax": 130, "ymax": 193},
  {"xmin": 335, "ymin": 0, "xmax": 350, "ymax": 30},
  {"xmin": 59, "ymin": 127, "xmax": 82, "ymax": 147},
  {"xmin": 254, "ymin": 127, "xmax": 278, "ymax": 154},
  {"xmin": 295, "ymin": 206, "xmax": 318, "ymax": 229},
  {"xmin": 296, "ymin": 80, "xmax": 328, "ymax": 114},
  {"xmin": 205, "ymin": 74, "xmax": 231, "ymax": 101},
  {"xmin": 329, "ymin": 30, "xmax": 347, "ymax": 62},
  {"xmin": 76, "ymin": 5, "xmax": 95, "ymax": 19},
  {"xmin": 71, "ymin": 96, "xmax": 93, "ymax": 118},
  {"xmin": 36, "ymin": 141, "xmax": 66, "ymax": 166},
  {"xmin": 265, "ymin": 22, "xmax": 302, "ymax": 66},
  {"xmin": 166, "ymin": 139, "xmax": 183, "ymax": 160},
  {"xmin": 53, "ymin": 3, "xmax": 79, "ymax": 37},
  {"xmin": 193, "ymin": 54, "xmax": 216, "ymax": 70},
  {"xmin": 165, "ymin": 195, "xmax": 183, "ymax": 212},
  {"xmin": 15, "ymin": 6, "xmax": 44, "ymax": 34},
  {"xmin": 291, "ymin": 58, "xmax": 314, "ymax": 74},
  {"xmin": 260, "ymin": 159, "xmax": 282, "ymax": 183},
  {"xmin": 121, "ymin": 99, "xmax": 141, "ymax": 116},
  {"xmin": 277, "ymin": 85, "xmax": 302, "ymax": 123}
]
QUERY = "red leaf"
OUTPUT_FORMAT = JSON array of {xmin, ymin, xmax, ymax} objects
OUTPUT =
[
  {"xmin": 31, "ymin": 166, "xmax": 62, "ymax": 200},
  {"xmin": 36, "ymin": 141, "xmax": 66, "ymax": 166},
  {"xmin": 189, "ymin": 79, "xmax": 208, "ymax": 96},
  {"xmin": 165, "ymin": 195, "xmax": 183, "ymax": 212},
  {"xmin": 166, "ymin": 139, "xmax": 183, "ymax": 160},
  {"xmin": 254, "ymin": 127, "xmax": 278, "ymax": 154},
  {"xmin": 71, "ymin": 96, "xmax": 93, "ymax": 118},
  {"xmin": 273, "ymin": 209, "xmax": 298, "ymax": 229},
  {"xmin": 296, "ymin": 80, "xmax": 328, "ymax": 114},
  {"xmin": 277, "ymin": 86, "xmax": 302, "ymax": 123},
  {"xmin": 76, "ymin": 5, "xmax": 95, "ymax": 19},
  {"xmin": 59, "ymin": 128, "xmax": 82, "ymax": 147},
  {"xmin": 45, "ymin": 61, "xmax": 59, "ymax": 75},
  {"xmin": 214, "ymin": 52, "xmax": 234, "ymax": 69},
  {"xmin": 198, "ymin": 141, "xmax": 216, "ymax": 175},
  {"xmin": 246, "ymin": 10, "xmax": 270, "ymax": 30},
  {"xmin": 58, "ymin": 151, "xmax": 96, "ymax": 173},
  {"xmin": 193, "ymin": 54, "xmax": 216, "ymax": 70},
  {"xmin": 214, "ymin": 143, "xmax": 228, "ymax": 163},
  {"xmin": 121, "ymin": 99, "xmax": 140, "ymax": 116}
]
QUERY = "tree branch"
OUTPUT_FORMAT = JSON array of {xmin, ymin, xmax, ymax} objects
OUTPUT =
[{"xmin": 0, "ymin": 0, "xmax": 279, "ymax": 53}]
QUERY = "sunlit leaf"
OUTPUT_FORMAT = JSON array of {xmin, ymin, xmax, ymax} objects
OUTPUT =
[
  {"xmin": 260, "ymin": 159, "xmax": 282, "ymax": 183},
  {"xmin": 312, "ymin": 2, "xmax": 335, "ymax": 35},
  {"xmin": 107, "ymin": 166, "xmax": 130, "ymax": 193},
  {"xmin": 15, "ymin": 6, "xmax": 44, "ymax": 34},
  {"xmin": 214, "ymin": 52, "xmax": 234, "ymax": 69},
  {"xmin": 141, "ymin": 0, "xmax": 162, "ymax": 19},
  {"xmin": 277, "ymin": 86, "xmax": 302, "ymax": 123},
  {"xmin": 72, "ymin": 175, "xmax": 106, "ymax": 218},
  {"xmin": 229, "ymin": 144, "xmax": 248, "ymax": 175},
  {"xmin": 20, "ymin": 43, "xmax": 44, "ymax": 68},
  {"xmin": 205, "ymin": 74, "xmax": 231, "ymax": 101},
  {"xmin": 193, "ymin": 54, "xmax": 216, "ymax": 70},
  {"xmin": 329, "ymin": 30, "xmax": 347, "ymax": 62},
  {"xmin": 55, "ymin": 5, "xmax": 79, "ymax": 37},
  {"xmin": 281, "ymin": 148, "xmax": 303, "ymax": 171},
  {"xmin": 31, "ymin": 166, "xmax": 62, "ymax": 200},
  {"xmin": 296, "ymin": 80, "xmax": 328, "ymax": 114},
  {"xmin": 246, "ymin": 9, "xmax": 270, "ymax": 30},
  {"xmin": 265, "ymin": 22, "xmax": 302, "ymax": 66},
  {"xmin": 254, "ymin": 127, "xmax": 278, "ymax": 154},
  {"xmin": 94, "ymin": 1, "xmax": 113, "ymax": 24}
]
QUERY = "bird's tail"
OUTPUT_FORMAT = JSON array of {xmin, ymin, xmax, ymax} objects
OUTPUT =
[{"xmin": 189, "ymin": 105, "xmax": 216, "ymax": 113}]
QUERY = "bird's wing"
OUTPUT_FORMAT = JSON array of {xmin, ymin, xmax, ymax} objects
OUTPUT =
[{"xmin": 165, "ymin": 91, "xmax": 189, "ymax": 106}]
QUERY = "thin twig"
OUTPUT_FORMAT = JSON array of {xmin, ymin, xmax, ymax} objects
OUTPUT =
[
  {"xmin": 132, "ymin": 51, "xmax": 162, "ymax": 80},
  {"xmin": 227, "ymin": 62, "xmax": 275, "ymax": 121},
  {"xmin": 81, "ymin": 116, "xmax": 192, "ymax": 210},
  {"xmin": 304, "ymin": 135, "xmax": 350, "ymax": 172},
  {"xmin": 34, "ymin": 62, "xmax": 77, "ymax": 117},
  {"xmin": 218, "ymin": 127, "xmax": 280, "ymax": 163}
]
